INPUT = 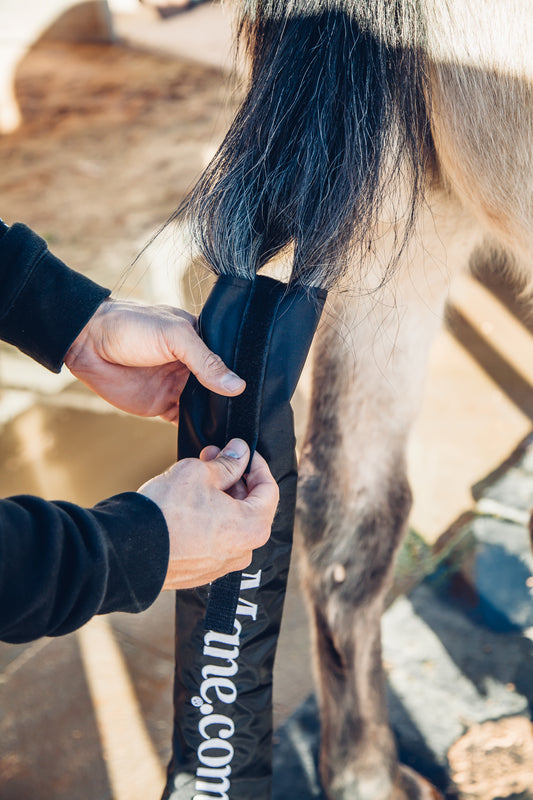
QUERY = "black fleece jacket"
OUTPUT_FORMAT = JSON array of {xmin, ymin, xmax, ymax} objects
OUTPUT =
[{"xmin": 0, "ymin": 222, "xmax": 169, "ymax": 644}]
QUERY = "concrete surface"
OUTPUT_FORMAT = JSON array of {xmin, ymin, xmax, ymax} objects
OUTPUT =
[{"xmin": 2, "ymin": 3, "xmax": 533, "ymax": 800}]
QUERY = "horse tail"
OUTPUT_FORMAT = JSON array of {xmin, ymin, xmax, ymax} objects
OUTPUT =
[{"xmin": 179, "ymin": 1, "xmax": 433, "ymax": 290}]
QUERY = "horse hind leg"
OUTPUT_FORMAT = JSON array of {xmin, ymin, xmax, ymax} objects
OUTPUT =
[
  {"xmin": 296, "ymin": 199, "xmax": 480, "ymax": 800},
  {"xmin": 298, "ymin": 318, "xmax": 427, "ymax": 800}
]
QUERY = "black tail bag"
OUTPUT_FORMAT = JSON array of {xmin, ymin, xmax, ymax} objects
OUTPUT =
[{"xmin": 163, "ymin": 274, "xmax": 326, "ymax": 799}]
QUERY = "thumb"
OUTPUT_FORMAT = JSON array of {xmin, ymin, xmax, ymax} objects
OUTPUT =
[
  {"xmin": 208, "ymin": 439, "xmax": 250, "ymax": 491},
  {"xmin": 178, "ymin": 326, "xmax": 245, "ymax": 396}
]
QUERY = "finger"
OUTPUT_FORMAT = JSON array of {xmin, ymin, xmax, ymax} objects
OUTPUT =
[
  {"xmin": 244, "ymin": 451, "xmax": 274, "ymax": 491},
  {"xmin": 161, "ymin": 306, "xmax": 196, "ymax": 326},
  {"xmin": 242, "ymin": 451, "xmax": 279, "ymax": 514},
  {"xmin": 177, "ymin": 325, "xmax": 245, "ymax": 396},
  {"xmin": 229, "ymin": 551, "xmax": 253, "ymax": 571},
  {"xmin": 208, "ymin": 438, "xmax": 250, "ymax": 491},
  {"xmin": 167, "ymin": 308, "xmax": 200, "ymax": 335},
  {"xmin": 200, "ymin": 445, "xmax": 221, "ymax": 463},
  {"xmin": 227, "ymin": 478, "xmax": 248, "ymax": 501},
  {"xmin": 159, "ymin": 399, "xmax": 181, "ymax": 426}
]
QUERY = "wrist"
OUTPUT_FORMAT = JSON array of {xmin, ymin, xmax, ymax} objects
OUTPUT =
[{"xmin": 64, "ymin": 297, "xmax": 112, "ymax": 369}]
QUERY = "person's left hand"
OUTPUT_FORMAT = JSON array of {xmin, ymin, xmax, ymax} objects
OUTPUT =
[{"xmin": 64, "ymin": 299, "xmax": 245, "ymax": 423}]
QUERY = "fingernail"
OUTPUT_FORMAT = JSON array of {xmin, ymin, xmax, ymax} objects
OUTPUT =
[
  {"xmin": 222, "ymin": 372, "xmax": 245, "ymax": 392},
  {"xmin": 222, "ymin": 439, "xmax": 248, "ymax": 459}
]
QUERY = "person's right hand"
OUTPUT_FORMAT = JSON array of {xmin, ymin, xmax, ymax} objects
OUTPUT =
[
  {"xmin": 138, "ymin": 439, "xmax": 279, "ymax": 590},
  {"xmin": 65, "ymin": 299, "xmax": 245, "ymax": 425}
]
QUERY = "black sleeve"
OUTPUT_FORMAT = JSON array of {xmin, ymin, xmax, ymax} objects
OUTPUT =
[
  {"xmin": 0, "ymin": 492, "xmax": 170, "ymax": 644},
  {"xmin": 0, "ymin": 223, "xmax": 170, "ymax": 643},
  {"xmin": 0, "ymin": 221, "xmax": 111, "ymax": 372}
]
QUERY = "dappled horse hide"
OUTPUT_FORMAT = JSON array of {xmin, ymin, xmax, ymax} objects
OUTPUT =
[{"xmin": 171, "ymin": 2, "xmax": 533, "ymax": 798}]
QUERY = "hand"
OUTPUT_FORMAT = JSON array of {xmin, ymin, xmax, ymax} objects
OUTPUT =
[
  {"xmin": 138, "ymin": 439, "xmax": 279, "ymax": 590},
  {"xmin": 64, "ymin": 299, "xmax": 245, "ymax": 423}
]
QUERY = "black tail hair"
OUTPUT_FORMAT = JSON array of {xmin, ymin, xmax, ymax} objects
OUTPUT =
[{"xmin": 175, "ymin": 0, "xmax": 433, "ymax": 290}]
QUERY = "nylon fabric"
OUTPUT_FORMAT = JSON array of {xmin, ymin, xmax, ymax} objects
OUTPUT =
[
  {"xmin": 205, "ymin": 277, "xmax": 287, "ymax": 634},
  {"xmin": 164, "ymin": 275, "xmax": 326, "ymax": 800}
]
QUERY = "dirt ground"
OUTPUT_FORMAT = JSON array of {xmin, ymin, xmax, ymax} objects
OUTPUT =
[{"xmin": 1, "ymin": 38, "xmax": 237, "ymax": 299}]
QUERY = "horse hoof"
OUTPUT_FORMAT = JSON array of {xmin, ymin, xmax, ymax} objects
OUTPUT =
[{"xmin": 398, "ymin": 765, "xmax": 443, "ymax": 800}]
